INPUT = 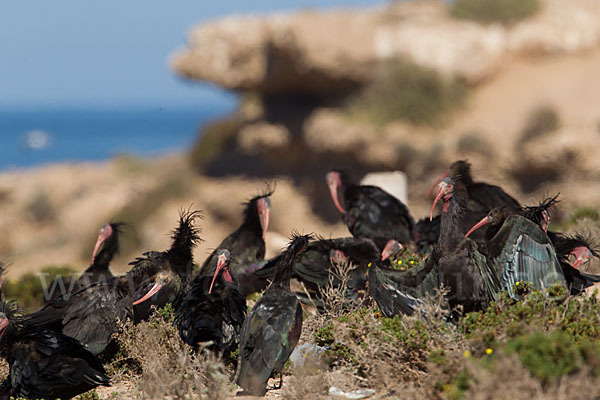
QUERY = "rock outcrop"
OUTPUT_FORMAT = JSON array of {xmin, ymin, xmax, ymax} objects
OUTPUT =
[
  {"xmin": 172, "ymin": 0, "xmax": 600, "ymax": 92},
  {"xmin": 172, "ymin": 0, "xmax": 600, "ymax": 219}
]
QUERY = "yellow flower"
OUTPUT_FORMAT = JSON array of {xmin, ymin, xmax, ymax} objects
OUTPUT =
[
  {"xmin": 516, "ymin": 281, "xmax": 520, "ymax": 286},
  {"xmin": 398, "ymin": 260, "xmax": 403, "ymax": 265},
  {"xmin": 410, "ymin": 260, "xmax": 415, "ymax": 265},
  {"xmin": 486, "ymin": 348, "xmax": 493, "ymax": 355},
  {"xmin": 463, "ymin": 350, "xmax": 471, "ymax": 358},
  {"xmin": 368, "ymin": 262, "xmax": 372, "ymax": 268}
]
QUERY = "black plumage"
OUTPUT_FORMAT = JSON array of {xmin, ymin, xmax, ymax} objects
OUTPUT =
[
  {"xmin": 548, "ymin": 232, "xmax": 600, "ymax": 294},
  {"xmin": 327, "ymin": 170, "xmax": 414, "ymax": 250},
  {"xmin": 236, "ymin": 233, "xmax": 311, "ymax": 396},
  {"xmin": 27, "ymin": 210, "xmax": 201, "ymax": 355},
  {"xmin": 47, "ymin": 222, "xmax": 125, "ymax": 302},
  {"xmin": 0, "ymin": 301, "xmax": 110, "ymax": 400},
  {"xmin": 174, "ymin": 249, "xmax": 247, "ymax": 354},
  {"xmin": 448, "ymin": 160, "xmax": 520, "ymax": 214},
  {"xmin": 434, "ymin": 178, "xmax": 500, "ymax": 312},
  {"xmin": 430, "ymin": 160, "xmax": 520, "ymax": 243},
  {"xmin": 367, "ymin": 258, "xmax": 437, "ymax": 317},
  {"xmin": 80, "ymin": 222, "xmax": 125, "ymax": 285},
  {"xmin": 200, "ymin": 190, "xmax": 272, "ymax": 296},
  {"xmin": 465, "ymin": 205, "xmax": 567, "ymax": 299},
  {"xmin": 132, "ymin": 210, "xmax": 201, "ymax": 322}
]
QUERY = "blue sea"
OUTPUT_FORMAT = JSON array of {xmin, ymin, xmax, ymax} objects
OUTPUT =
[{"xmin": 0, "ymin": 106, "xmax": 229, "ymax": 171}]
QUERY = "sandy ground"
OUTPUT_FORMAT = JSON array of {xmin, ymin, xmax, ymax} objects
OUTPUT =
[{"xmin": 0, "ymin": 155, "xmax": 349, "ymax": 280}]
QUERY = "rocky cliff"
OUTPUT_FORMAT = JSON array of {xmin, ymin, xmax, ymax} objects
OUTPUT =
[{"xmin": 171, "ymin": 0, "xmax": 600, "ymax": 219}]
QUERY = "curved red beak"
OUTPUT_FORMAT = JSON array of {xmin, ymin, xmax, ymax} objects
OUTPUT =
[
  {"xmin": 209, "ymin": 253, "xmax": 228, "ymax": 294},
  {"xmin": 571, "ymin": 246, "xmax": 591, "ymax": 269},
  {"xmin": 430, "ymin": 184, "xmax": 447, "ymax": 221},
  {"xmin": 91, "ymin": 224, "xmax": 113, "ymax": 264},
  {"xmin": 258, "ymin": 198, "xmax": 271, "ymax": 240},
  {"xmin": 133, "ymin": 282, "xmax": 162, "ymax": 306},
  {"xmin": 381, "ymin": 239, "xmax": 402, "ymax": 261},
  {"xmin": 465, "ymin": 216, "xmax": 489, "ymax": 238},
  {"xmin": 327, "ymin": 172, "xmax": 345, "ymax": 214}
]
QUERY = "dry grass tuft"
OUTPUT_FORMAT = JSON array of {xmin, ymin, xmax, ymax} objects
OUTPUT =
[{"xmin": 112, "ymin": 308, "xmax": 233, "ymax": 399}]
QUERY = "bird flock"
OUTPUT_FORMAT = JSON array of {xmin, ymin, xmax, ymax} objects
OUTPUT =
[{"xmin": 0, "ymin": 160, "xmax": 598, "ymax": 399}]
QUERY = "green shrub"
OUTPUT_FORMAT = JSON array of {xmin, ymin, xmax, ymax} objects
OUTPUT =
[
  {"xmin": 505, "ymin": 331, "xmax": 600, "ymax": 383},
  {"xmin": 450, "ymin": 0, "xmax": 540, "ymax": 26},
  {"xmin": 347, "ymin": 58, "xmax": 468, "ymax": 126},
  {"xmin": 3, "ymin": 265, "xmax": 77, "ymax": 311},
  {"xmin": 463, "ymin": 286, "xmax": 600, "ymax": 348}
]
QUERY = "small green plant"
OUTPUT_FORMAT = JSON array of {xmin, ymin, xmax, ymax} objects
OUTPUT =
[
  {"xmin": 450, "ymin": 0, "xmax": 540, "ymax": 26},
  {"xmin": 3, "ymin": 265, "xmax": 77, "ymax": 311},
  {"xmin": 154, "ymin": 303, "xmax": 175, "ymax": 324},
  {"xmin": 77, "ymin": 389, "xmax": 101, "ymax": 400},
  {"xmin": 505, "ymin": 331, "xmax": 600, "ymax": 383},
  {"xmin": 347, "ymin": 58, "xmax": 467, "ymax": 126},
  {"xmin": 463, "ymin": 286, "xmax": 600, "ymax": 348}
]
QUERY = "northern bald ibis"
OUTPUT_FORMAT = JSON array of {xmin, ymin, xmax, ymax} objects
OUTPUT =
[
  {"xmin": 548, "ymin": 232, "xmax": 600, "ymax": 294},
  {"xmin": 236, "ymin": 233, "xmax": 311, "ymax": 396},
  {"xmin": 174, "ymin": 249, "xmax": 246, "ymax": 355},
  {"xmin": 0, "ymin": 301, "xmax": 110, "ymax": 399},
  {"xmin": 433, "ymin": 177, "xmax": 500, "ymax": 312},
  {"xmin": 326, "ymin": 169, "xmax": 414, "ymax": 250},
  {"xmin": 430, "ymin": 160, "xmax": 520, "ymax": 242},
  {"xmin": 199, "ymin": 190, "xmax": 272, "ymax": 296},
  {"xmin": 367, "ymin": 257, "xmax": 438, "ymax": 317},
  {"xmin": 47, "ymin": 222, "xmax": 125, "ymax": 302},
  {"xmin": 80, "ymin": 222, "xmax": 125, "ymax": 284},
  {"xmin": 27, "ymin": 210, "xmax": 201, "ymax": 355},
  {"xmin": 465, "ymin": 206, "xmax": 567, "ymax": 299},
  {"xmin": 132, "ymin": 210, "xmax": 201, "ymax": 322}
]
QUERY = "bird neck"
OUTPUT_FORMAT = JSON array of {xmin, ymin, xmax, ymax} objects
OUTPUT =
[
  {"xmin": 270, "ymin": 251, "xmax": 295, "ymax": 290},
  {"xmin": 242, "ymin": 200, "xmax": 263, "ymax": 237},
  {"xmin": 439, "ymin": 184, "xmax": 469, "ymax": 250}
]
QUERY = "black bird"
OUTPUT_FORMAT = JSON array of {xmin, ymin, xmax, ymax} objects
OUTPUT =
[
  {"xmin": 327, "ymin": 169, "xmax": 414, "ymax": 250},
  {"xmin": 518, "ymin": 194, "xmax": 600, "ymax": 293},
  {"xmin": 430, "ymin": 160, "xmax": 520, "ymax": 242},
  {"xmin": 548, "ymin": 232, "xmax": 600, "ymax": 294},
  {"xmin": 174, "ymin": 249, "xmax": 246, "ymax": 355},
  {"xmin": 47, "ymin": 222, "xmax": 125, "ymax": 301},
  {"xmin": 82, "ymin": 222, "xmax": 125, "ymax": 284},
  {"xmin": 0, "ymin": 301, "xmax": 110, "ymax": 400},
  {"xmin": 434, "ymin": 178, "xmax": 500, "ymax": 312},
  {"xmin": 245, "ymin": 237, "xmax": 380, "ymax": 309},
  {"xmin": 465, "ymin": 206, "xmax": 567, "ymax": 299},
  {"xmin": 291, "ymin": 237, "xmax": 379, "ymax": 305},
  {"xmin": 200, "ymin": 190, "xmax": 272, "ymax": 296},
  {"xmin": 411, "ymin": 215, "xmax": 441, "ymax": 255},
  {"xmin": 29, "ymin": 211, "xmax": 201, "ymax": 355},
  {"xmin": 367, "ymin": 257, "xmax": 437, "ymax": 317},
  {"xmin": 432, "ymin": 160, "xmax": 520, "ymax": 214},
  {"xmin": 236, "ymin": 233, "xmax": 311, "ymax": 396},
  {"xmin": 131, "ymin": 210, "xmax": 201, "ymax": 322}
]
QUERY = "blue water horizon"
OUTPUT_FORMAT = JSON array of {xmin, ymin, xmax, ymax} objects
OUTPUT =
[{"xmin": 0, "ymin": 104, "xmax": 233, "ymax": 171}]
